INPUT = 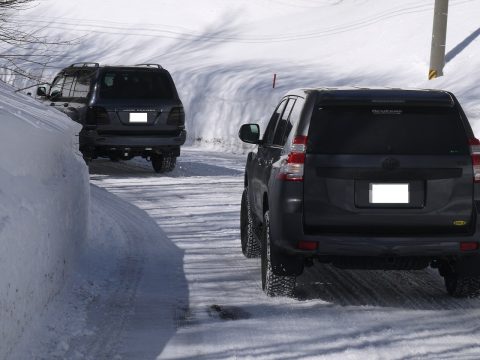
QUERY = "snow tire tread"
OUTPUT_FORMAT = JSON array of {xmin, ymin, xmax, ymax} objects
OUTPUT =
[
  {"xmin": 445, "ymin": 275, "xmax": 480, "ymax": 298},
  {"xmin": 261, "ymin": 210, "xmax": 296, "ymax": 297},
  {"xmin": 240, "ymin": 188, "xmax": 260, "ymax": 258},
  {"xmin": 152, "ymin": 155, "xmax": 176, "ymax": 173}
]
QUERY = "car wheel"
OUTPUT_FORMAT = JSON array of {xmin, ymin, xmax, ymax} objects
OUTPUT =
[
  {"xmin": 152, "ymin": 154, "xmax": 176, "ymax": 173},
  {"xmin": 445, "ymin": 273, "xmax": 480, "ymax": 298},
  {"xmin": 261, "ymin": 210, "xmax": 296, "ymax": 297},
  {"xmin": 109, "ymin": 155, "xmax": 120, "ymax": 162},
  {"xmin": 240, "ymin": 188, "xmax": 260, "ymax": 258}
]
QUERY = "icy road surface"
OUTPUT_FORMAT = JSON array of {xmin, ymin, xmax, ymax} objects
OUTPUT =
[{"xmin": 17, "ymin": 148, "xmax": 480, "ymax": 359}]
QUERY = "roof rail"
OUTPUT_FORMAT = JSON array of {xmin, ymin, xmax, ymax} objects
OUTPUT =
[
  {"xmin": 135, "ymin": 64, "xmax": 163, "ymax": 69},
  {"xmin": 69, "ymin": 62, "xmax": 100, "ymax": 68}
]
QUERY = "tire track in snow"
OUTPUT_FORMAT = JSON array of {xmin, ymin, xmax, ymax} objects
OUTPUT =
[
  {"xmin": 44, "ymin": 183, "xmax": 189, "ymax": 360},
  {"xmin": 58, "ymin": 186, "xmax": 147, "ymax": 359},
  {"xmin": 86, "ymin": 149, "xmax": 480, "ymax": 360},
  {"xmin": 10, "ymin": 0, "xmax": 475, "ymax": 43},
  {"xmin": 298, "ymin": 263, "xmax": 474, "ymax": 311}
]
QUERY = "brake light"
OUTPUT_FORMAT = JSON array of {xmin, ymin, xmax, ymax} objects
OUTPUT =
[
  {"xmin": 167, "ymin": 107, "xmax": 185, "ymax": 127},
  {"xmin": 298, "ymin": 240, "xmax": 318, "ymax": 251},
  {"xmin": 469, "ymin": 138, "xmax": 480, "ymax": 183},
  {"xmin": 460, "ymin": 242, "xmax": 479, "ymax": 252},
  {"xmin": 86, "ymin": 106, "xmax": 109, "ymax": 125},
  {"xmin": 278, "ymin": 136, "xmax": 308, "ymax": 182}
]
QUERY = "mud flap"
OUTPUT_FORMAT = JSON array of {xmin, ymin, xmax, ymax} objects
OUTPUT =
[
  {"xmin": 270, "ymin": 244, "xmax": 304, "ymax": 276},
  {"xmin": 454, "ymin": 255, "xmax": 480, "ymax": 276}
]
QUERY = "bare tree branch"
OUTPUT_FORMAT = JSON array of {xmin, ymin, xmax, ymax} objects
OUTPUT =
[{"xmin": 0, "ymin": 0, "xmax": 73, "ymax": 88}]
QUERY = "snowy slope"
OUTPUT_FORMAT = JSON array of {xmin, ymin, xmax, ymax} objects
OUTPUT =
[
  {"xmin": 0, "ymin": 82, "xmax": 89, "ymax": 359},
  {"xmin": 9, "ymin": 0, "xmax": 480, "ymax": 150}
]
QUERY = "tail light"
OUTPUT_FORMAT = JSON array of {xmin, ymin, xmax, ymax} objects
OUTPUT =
[
  {"xmin": 298, "ymin": 240, "xmax": 318, "ymax": 251},
  {"xmin": 167, "ymin": 107, "xmax": 185, "ymax": 127},
  {"xmin": 277, "ymin": 136, "xmax": 308, "ymax": 182},
  {"xmin": 469, "ymin": 138, "xmax": 480, "ymax": 183},
  {"xmin": 86, "ymin": 106, "xmax": 109, "ymax": 125},
  {"xmin": 460, "ymin": 242, "xmax": 479, "ymax": 252}
]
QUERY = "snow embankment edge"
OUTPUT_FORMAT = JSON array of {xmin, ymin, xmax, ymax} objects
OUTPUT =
[{"xmin": 0, "ymin": 82, "xmax": 90, "ymax": 359}]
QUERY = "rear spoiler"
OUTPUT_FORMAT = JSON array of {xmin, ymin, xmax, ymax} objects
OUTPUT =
[{"xmin": 317, "ymin": 90, "xmax": 455, "ymax": 108}]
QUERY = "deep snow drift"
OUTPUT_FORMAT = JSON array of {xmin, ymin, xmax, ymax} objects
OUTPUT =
[
  {"xmin": 7, "ymin": 0, "xmax": 480, "ymax": 150},
  {"xmin": 0, "ymin": 82, "xmax": 89, "ymax": 359}
]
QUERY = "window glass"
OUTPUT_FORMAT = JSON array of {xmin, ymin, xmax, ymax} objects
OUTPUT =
[
  {"xmin": 99, "ymin": 71, "xmax": 174, "ymax": 99},
  {"xmin": 62, "ymin": 76, "xmax": 76, "ymax": 98},
  {"xmin": 308, "ymin": 106, "xmax": 469, "ymax": 155},
  {"xmin": 281, "ymin": 97, "xmax": 305, "ymax": 146},
  {"xmin": 263, "ymin": 99, "xmax": 287, "ymax": 145},
  {"xmin": 273, "ymin": 98, "xmax": 296, "ymax": 146},
  {"xmin": 70, "ymin": 73, "xmax": 93, "ymax": 100},
  {"xmin": 289, "ymin": 97, "xmax": 304, "ymax": 125},
  {"xmin": 50, "ymin": 76, "xmax": 65, "ymax": 96}
]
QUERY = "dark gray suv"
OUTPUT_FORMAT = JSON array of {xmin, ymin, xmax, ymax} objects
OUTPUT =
[
  {"xmin": 239, "ymin": 88, "xmax": 480, "ymax": 298},
  {"xmin": 37, "ymin": 63, "xmax": 185, "ymax": 173}
]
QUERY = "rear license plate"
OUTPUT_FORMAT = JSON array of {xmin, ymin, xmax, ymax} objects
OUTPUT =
[
  {"xmin": 129, "ymin": 113, "xmax": 148, "ymax": 123},
  {"xmin": 369, "ymin": 183, "xmax": 409, "ymax": 204}
]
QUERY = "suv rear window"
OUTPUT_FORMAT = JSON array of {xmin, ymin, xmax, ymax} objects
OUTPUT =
[
  {"xmin": 308, "ymin": 106, "xmax": 469, "ymax": 155},
  {"xmin": 99, "ymin": 70, "xmax": 174, "ymax": 100}
]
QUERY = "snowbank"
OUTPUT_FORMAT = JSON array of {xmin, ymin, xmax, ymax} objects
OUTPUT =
[
  {"xmin": 7, "ymin": 0, "xmax": 480, "ymax": 152},
  {"xmin": 0, "ymin": 82, "xmax": 89, "ymax": 358}
]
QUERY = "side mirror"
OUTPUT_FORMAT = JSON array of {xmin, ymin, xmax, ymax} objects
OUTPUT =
[
  {"xmin": 239, "ymin": 124, "xmax": 260, "ymax": 144},
  {"xmin": 36, "ymin": 86, "xmax": 47, "ymax": 97}
]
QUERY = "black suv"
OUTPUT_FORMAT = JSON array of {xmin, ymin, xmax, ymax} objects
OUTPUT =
[
  {"xmin": 239, "ymin": 88, "xmax": 480, "ymax": 298},
  {"xmin": 37, "ymin": 63, "xmax": 185, "ymax": 173}
]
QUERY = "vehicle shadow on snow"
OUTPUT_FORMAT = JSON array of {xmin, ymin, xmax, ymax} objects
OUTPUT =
[
  {"xmin": 75, "ymin": 185, "xmax": 190, "ymax": 359},
  {"xmin": 87, "ymin": 159, "xmax": 243, "ymax": 178},
  {"xmin": 294, "ymin": 263, "xmax": 480, "ymax": 310}
]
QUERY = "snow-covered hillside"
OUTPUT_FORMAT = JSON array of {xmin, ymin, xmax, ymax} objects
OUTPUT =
[
  {"xmin": 9, "ymin": 0, "xmax": 480, "ymax": 150},
  {"xmin": 0, "ymin": 82, "xmax": 89, "ymax": 359}
]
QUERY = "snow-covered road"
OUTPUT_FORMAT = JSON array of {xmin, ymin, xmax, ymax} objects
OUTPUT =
[{"xmin": 15, "ymin": 148, "xmax": 480, "ymax": 359}]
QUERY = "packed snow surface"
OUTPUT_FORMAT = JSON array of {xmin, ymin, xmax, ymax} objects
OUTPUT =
[
  {"xmin": 10, "ymin": 149, "xmax": 480, "ymax": 359},
  {"xmin": 9, "ymin": 0, "xmax": 480, "ymax": 150},
  {"xmin": 0, "ymin": 82, "xmax": 89, "ymax": 359}
]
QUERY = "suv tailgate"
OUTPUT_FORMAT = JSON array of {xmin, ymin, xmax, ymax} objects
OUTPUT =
[{"xmin": 303, "ymin": 104, "xmax": 475, "ymax": 235}]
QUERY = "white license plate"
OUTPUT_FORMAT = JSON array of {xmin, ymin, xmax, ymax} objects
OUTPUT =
[
  {"xmin": 129, "ymin": 113, "xmax": 148, "ymax": 123},
  {"xmin": 369, "ymin": 183, "xmax": 410, "ymax": 204}
]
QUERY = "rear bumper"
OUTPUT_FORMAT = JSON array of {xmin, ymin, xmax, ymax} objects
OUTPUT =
[
  {"xmin": 80, "ymin": 129, "xmax": 186, "ymax": 148},
  {"xmin": 269, "ymin": 188, "xmax": 480, "ymax": 258}
]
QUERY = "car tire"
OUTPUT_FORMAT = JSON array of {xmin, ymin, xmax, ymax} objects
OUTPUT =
[
  {"xmin": 445, "ymin": 274, "xmax": 480, "ymax": 298},
  {"xmin": 152, "ymin": 154, "xmax": 176, "ymax": 173},
  {"xmin": 240, "ymin": 188, "xmax": 260, "ymax": 258},
  {"xmin": 261, "ymin": 210, "xmax": 296, "ymax": 297},
  {"xmin": 109, "ymin": 155, "xmax": 120, "ymax": 162}
]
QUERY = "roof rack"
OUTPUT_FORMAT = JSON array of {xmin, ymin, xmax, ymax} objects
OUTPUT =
[
  {"xmin": 69, "ymin": 62, "xmax": 100, "ymax": 68},
  {"xmin": 135, "ymin": 64, "xmax": 163, "ymax": 69}
]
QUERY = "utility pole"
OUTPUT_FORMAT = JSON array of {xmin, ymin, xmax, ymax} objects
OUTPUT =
[{"xmin": 429, "ymin": 0, "xmax": 449, "ymax": 80}]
